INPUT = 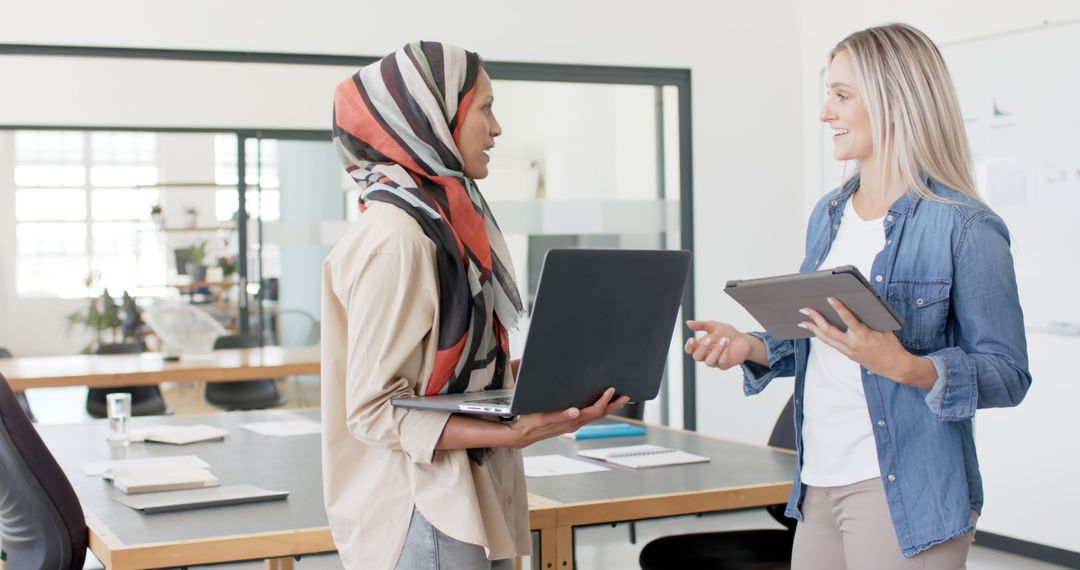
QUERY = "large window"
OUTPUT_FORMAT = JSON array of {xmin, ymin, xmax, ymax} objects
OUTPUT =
[
  {"xmin": 14, "ymin": 131, "xmax": 163, "ymax": 298},
  {"xmin": 213, "ymin": 135, "xmax": 280, "ymax": 222}
]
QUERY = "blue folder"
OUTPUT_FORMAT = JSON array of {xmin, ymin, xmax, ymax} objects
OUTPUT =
[{"xmin": 566, "ymin": 421, "xmax": 646, "ymax": 440}]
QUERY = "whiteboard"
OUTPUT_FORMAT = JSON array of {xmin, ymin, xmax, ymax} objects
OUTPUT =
[{"xmin": 821, "ymin": 21, "xmax": 1080, "ymax": 331}]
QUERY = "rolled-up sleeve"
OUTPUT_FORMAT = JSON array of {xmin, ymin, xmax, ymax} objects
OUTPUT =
[
  {"xmin": 339, "ymin": 250, "xmax": 450, "ymax": 464},
  {"xmin": 924, "ymin": 214, "xmax": 1031, "ymax": 421},
  {"xmin": 741, "ymin": 332, "xmax": 797, "ymax": 395}
]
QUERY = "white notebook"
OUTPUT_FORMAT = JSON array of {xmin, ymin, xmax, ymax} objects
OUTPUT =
[
  {"xmin": 577, "ymin": 444, "xmax": 710, "ymax": 469},
  {"xmin": 103, "ymin": 464, "xmax": 220, "ymax": 494},
  {"xmin": 130, "ymin": 424, "xmax": 229, "ymax": 445}
]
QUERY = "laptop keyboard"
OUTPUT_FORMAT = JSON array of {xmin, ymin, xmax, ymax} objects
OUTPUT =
[{"xmin": 467, "ymin": 396, "xmax": 513, "ymax": 406}]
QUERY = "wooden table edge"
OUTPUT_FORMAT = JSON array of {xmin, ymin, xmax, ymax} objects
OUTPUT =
[
  {"xmin": 550, "ymin": 480, "xmax": 794, "ymax": 527},
  {"xmin": 7, "ymin": 364, "xmax": 320, "ymax": 391},
  {"xmin": 97, "ymin": 526, "xmax": 335, "ymax": 569}
]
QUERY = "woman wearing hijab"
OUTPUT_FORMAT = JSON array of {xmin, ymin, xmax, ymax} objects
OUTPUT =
[{"xmin": 320, "ymin": 42, "xmax": 629, "ymax": 570}]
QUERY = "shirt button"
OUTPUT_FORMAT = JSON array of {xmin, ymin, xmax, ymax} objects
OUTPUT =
[
  {"xmin": 887, "ymin": 239, "xmax": 893, "ymax": 245},
  {"xmin": 830, "ymin": 200, "xmax": 838, "ymax": 207},
  {"xmin": 877, "ymin": 420, "xmax": 886, "ymax": 427},
  {"xmin": 886, "ymin": 215, "xmax": 895, "ymax": 222},
  {"xmin": 875, "ymin": 275, "xmax": 883, "ymax": 283},
  {"xmin": 916, "ymin": 298, "xmax": 924, "ymax": 306},
  {"xmin": 834, "ymin": 224, "xmax": 840, "ymax": 231},
  {"xmin": 888, "ymin": 473, "xmax": 896, "ymax": 482}
]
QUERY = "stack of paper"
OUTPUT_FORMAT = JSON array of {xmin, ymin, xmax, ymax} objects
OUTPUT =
[
  {"xmin": 130, "ymin": 424, "xmax": 229, "ymax": 445},
  {"xmin": 105, "ymin": 466, "xmax": 219, "ymax": 494},
  {"xmin": 80, "ymin": 455, "xmax": 221, "ymax": 494},
  {"xmin": 577, "ymin": 444, "xmax": 710, "ymax": 469}
]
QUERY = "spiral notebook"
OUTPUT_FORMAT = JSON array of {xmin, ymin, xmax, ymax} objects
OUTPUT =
[{"xmin": 577, "ymin": 444, "xmax": 710, "ymax": 469}]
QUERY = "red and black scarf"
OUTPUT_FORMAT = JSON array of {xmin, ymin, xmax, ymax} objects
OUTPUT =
[{"xmin": 333, "ymin": 42, "xmax": 524, "ymax": 412}]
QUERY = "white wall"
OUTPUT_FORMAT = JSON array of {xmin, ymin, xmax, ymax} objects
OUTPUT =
[
  {"xmin": 0, "ymin": 0, "xmax": 806, "ymax": 438},
  {"xmin": 799, "ymin": 0, "xmax": 1080, "ymax": 553}
]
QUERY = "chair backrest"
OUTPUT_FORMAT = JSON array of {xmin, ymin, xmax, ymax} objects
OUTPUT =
[
  {"xmin": 767, "ymin": 396, "xmax": 796, "ymax": 451},
  {"xmin": 213, "ymin": 333, "xmax": 260, "ymax": 350},
  {"xmin": 0, "ymin": 347, "xmax": 11, "ymax": 359},
  {"xmin": 765, "ymin": 395, "xmax": 797, "ymax": 531},
  {"xmin": 273, "ymin": 309, "xmax": 320, "ymax": 347},
  {"xmin": 0, "ymin": 374, "xmax": 87, "ymax": 569},
  {"xmin": 95, "ymin": 341, "xmax": 145, "ymax": 355}
]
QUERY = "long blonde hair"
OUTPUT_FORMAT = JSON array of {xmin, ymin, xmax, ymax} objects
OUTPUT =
[{"xmin": 831, "ymin": 23, "xmax": 979, "ymax": 201}]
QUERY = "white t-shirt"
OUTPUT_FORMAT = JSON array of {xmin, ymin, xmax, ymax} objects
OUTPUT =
[{"xmin": 800, "ymin": 198, "xmax": 886, "ymax": 487}]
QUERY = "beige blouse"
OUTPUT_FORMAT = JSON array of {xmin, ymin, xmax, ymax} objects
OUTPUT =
[{"xmin": 320, "ymin": 202, "xmax": 530, "ymax": 569}]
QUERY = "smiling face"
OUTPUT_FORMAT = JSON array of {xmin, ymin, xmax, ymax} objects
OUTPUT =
[
  {"xmin": 456, "ymin": 69, "xmax": 502, "ymax": 179},
  {"xmin": 820, "ymin": 49, "xmax": 874, "ymax": 162}
]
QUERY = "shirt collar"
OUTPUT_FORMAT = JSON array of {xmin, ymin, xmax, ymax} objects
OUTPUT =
[{"xmin": 831, "ymin": 173, "xmax": 926, "ymax": 218}]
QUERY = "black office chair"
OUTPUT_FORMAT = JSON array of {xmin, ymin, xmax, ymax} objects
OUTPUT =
[
  {"xmin": 0, "ymin": 348, "xmax": 35, "ymax": 422},
  {"xmin": 639, "ymin": 396, "xmax": 797, "ymax": 570},
  {"xmin": 0, "ymin": 373, "xmax": 88, "ymax": 569},
  {"xmin": 86, "ymin": 342, "xmax": 169, "ymax": 419},
  {"xmin": 204, "ymin": 334, "xmax": 286, "ymax": 410}
]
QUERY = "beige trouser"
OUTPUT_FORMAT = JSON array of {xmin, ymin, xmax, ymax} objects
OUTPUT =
[{"xmin": 792, "ymin": 478, "xmax": 977, "ymax": 570}]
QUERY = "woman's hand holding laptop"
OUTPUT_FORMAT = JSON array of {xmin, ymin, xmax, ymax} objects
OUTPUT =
[
  {"xmin": 435, "ymin": 387, "xmax": 630, "ymax": 451},
  {"xmin": 505, "ymin": 387, "xmax": 630, "ymax": 449}
]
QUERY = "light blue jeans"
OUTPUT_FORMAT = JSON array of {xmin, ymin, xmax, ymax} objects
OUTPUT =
[{"xmin": 395, "ymin": 509, "xmax": 515, "ymax": 570}]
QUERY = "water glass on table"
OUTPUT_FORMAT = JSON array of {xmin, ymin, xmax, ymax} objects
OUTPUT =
[{"xmin": 106, "ymin": 392, "xmax": 132, "ymax": 447}]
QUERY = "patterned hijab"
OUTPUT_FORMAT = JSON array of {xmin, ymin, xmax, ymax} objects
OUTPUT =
[{"xmin": 333, "ymin": 41, "xmax": 525, "ymax": 399}]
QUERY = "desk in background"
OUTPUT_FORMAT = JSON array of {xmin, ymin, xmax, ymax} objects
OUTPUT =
[
  {"xmin": 37, "ymin": 410, "xmax": 794, "ymax": 569},
  {"xmin": 0, "ymin": 345, "xmax": 320, "ymax": 393}
]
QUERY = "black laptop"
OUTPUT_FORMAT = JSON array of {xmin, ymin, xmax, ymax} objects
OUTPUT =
[{"xmin": 391, "ymin": 248, "xmax": 691, "ymax": 417}]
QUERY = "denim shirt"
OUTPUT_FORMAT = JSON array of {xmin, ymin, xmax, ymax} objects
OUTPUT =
[{"xmin": 741, "ymin": 176, "xmax": 1031, "ymax": 557}]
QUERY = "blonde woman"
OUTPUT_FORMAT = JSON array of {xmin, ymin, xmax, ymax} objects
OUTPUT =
[{"xmin": 686, "ymin": 24, "xmax": 1030, "ymax": 569}]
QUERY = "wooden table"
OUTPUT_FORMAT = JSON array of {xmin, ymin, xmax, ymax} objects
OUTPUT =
[
  {"xmin": 0, "ymin": 345, "xmax": 320, "ymax": 392},
  {"xmin": 36, "ymin": 411, "xmax": 795, "ymax": 569}
]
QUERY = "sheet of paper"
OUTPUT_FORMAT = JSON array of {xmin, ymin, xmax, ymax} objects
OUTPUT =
[
  {"xmin": 523, "ymin": 454, "xmax": 610, "ymax": 478},
  {"xmin": 238, "ymin": 420, "xmax": 322, "ymax": 437},
  {"xmin": 80, "ymin": 455, "xmax": 209, "ymax": 477},
  {"xmin": 577, "ymin": 444, "xmax": 710, "ymax": 469}
]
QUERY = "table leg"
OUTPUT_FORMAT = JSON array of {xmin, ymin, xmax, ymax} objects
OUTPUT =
[
  {"xmin": 264, "ymin": 557, "xmax": 295, "ymax": 570},
  {"xmin": 537, "ymin": 525, "xmax": 575, "ymax": 570},
  {"xmin": 555, "ymin": 526, "xmax": 574, "ymax": 570},
  {"xmin": 538, "ymin": 528, "xmax": 558, "ymax": 569}
]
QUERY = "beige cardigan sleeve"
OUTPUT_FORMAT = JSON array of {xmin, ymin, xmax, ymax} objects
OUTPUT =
[{"xmin": 337, "ymin": 247, "xmax": 451, "ymax": 464}]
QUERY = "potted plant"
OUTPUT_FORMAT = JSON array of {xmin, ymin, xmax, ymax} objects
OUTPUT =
[
  {"xmin": 150, "ymin": 204, "xmax": 164, "ymax": 226},
  {"xmin": 186, "ymin": 240, "xmax": 209, "ymax": 282},
  {"xmin": 217, "ymin": 254, "xmax": 238, "ymax": 280},
  {"xmin": 65, "ymin": 275, "xmax": 128, "ymax": 353}
]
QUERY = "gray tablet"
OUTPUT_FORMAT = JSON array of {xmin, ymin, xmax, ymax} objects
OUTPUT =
[{"xmin": 724, "ymin": 265, "xmax": 904, "ymax": 340}]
